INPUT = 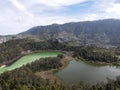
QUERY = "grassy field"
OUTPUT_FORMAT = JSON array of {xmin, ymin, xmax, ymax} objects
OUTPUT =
[{"xmin": 0, "ymin": 51, "xmax": 61, "ymax": 73}]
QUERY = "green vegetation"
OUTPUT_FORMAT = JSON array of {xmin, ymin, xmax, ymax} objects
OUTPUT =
[
  {"xmin": 1, "ymin": 39, "xmax": 119, "ymax": 65},
  {"xmin": 21, "ymin": 19, "xmax": 120, "ymax": 47},
  {"xmin": 26, "ymin": 57, "xmax": 62, "ymax": 72},
  {"xmin": 0, "ymin": 57, "xmax": 63, "ymax": 90},
  {"xmin": 73, "ymin": 46, "xmax": 120, "ymax": 64},
  {"xmin": 0, "ymin": 51, "xmax": 61, "ymax": 73},
  {"xmin": 0, "ymin": 56, "xmax": 120, "ymax": 90},
  {"xmin": 0, "ymin": 39, "xmax": 65, "ymax": 65},
  {"xmin": 0, "ymin": 39, "xmax": 120, "ymax": 90}
]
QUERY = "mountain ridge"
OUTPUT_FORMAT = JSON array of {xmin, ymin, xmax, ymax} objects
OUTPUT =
[
  {"xmin": 19, "ymin": 19, "xmax": 120, "ymax": 48},
  {"xmin": 0, "ymin": 19, "xmax": 120, "ymax": 48}
]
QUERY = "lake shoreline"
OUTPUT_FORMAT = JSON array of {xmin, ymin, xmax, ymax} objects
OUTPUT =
[
  {"xmin": 0, "ymin": 50, "xmax": 63, "ymax": 68},
  {"xmin": 75, "ymin": 56, "xmax": 120, "ymax": 66},
  {"xmin": 56, "ymin": 59, "xmax": 120, "ymax": 84},
  {"xmin": 0, "ymin": 51, "xmax": 62, "ymax": 74},
  {"xmin": 0, "ymin": 65, "xmax": 6, "ymax": 69},
  {"xmin": 36, "ymin": 53, "xmax": 120, "ymax": 84},
  {"xmin": 36, "ymin": 55, "xmax": 73, "ymax": 84}
]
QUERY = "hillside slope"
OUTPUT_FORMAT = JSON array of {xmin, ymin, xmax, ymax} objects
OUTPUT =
[{"xmin": 19, "ymin": 19, "xmax": 120, "ymax": 47}]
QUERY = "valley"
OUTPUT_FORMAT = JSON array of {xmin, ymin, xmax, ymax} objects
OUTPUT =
[
  {"xmin": 0, "ymin": 19, "xmax": 120, "ymax": 90},
  {"xmin": 1, "ymin": 0, "xmax": 120, "ymax": 89}
]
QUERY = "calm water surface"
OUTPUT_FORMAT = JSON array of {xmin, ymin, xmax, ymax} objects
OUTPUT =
[
  {"xmin": 0, "ymin": 51, "xmax": 61, "ymax": 73},
  {"xmin": 56, "ymin": 60, "xmax": 120, "ymax": 84}
]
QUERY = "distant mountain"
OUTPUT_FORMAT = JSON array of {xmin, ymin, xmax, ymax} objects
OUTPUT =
[
  {"xmin": 19, "ymin": 19, "xmax": 120, "ymax": 48},
  {"xmin": 0, "ymin": 35, "xmax": 24, "ymax": 44}
]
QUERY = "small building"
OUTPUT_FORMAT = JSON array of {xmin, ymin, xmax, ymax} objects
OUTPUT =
[{"xmin": 21, "ymin": 50, "xmax": 32, "ymax": 55}]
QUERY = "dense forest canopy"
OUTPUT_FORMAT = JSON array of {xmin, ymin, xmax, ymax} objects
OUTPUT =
[
  {"xmin": 0, "ymin": 39, "xmax": 120, "ymax": 65},
  {"xmin": 73, "ymin": 46, "xmax": 120, "ymax": 63},
  {"xmin": 0, "ymin": 39, "xmax": 65, "ymax": 64},
  {"xmin": 0, "ymin": 39, "xmax": 120, "ymax": 90},
  {"xmin": 0, "ymin": 54, "xmax": 120, "ymax": 90}
]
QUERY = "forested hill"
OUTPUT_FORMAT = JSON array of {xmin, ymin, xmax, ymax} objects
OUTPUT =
[
  {"xmin": 20, "ymin": 19, "xmax": 120, "ymax": 48},
  {"xmin": 0, "ymin": 39, "xmax": 65, "ymax": 64}
]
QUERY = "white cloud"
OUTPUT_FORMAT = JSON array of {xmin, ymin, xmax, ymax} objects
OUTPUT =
[
  {"xmin": 106, "ymin": 3, "xmax": 120, "ymax": 14},
  {"xmin": 27, "ymin": 0, "xmax": 88, "ymax": 7},
  {"xmin": 82, "ymin": 14, "xmax": 99, "ymax": 21},
  {"xmin": 0, "ymin": 0, "xmax": 120, "ymax": 35},
  {"xmin": 87, "ymin": 0, "xmax": 120, "ymax": 19},
  {"xmin": 9, "ymin": 0, "xmax": 33, "ymax": 17}
]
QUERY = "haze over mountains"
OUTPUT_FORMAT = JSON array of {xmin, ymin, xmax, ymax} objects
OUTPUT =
[{"xmin": 1, "ymin": 19, "xmax": 120, "ymax": 48}]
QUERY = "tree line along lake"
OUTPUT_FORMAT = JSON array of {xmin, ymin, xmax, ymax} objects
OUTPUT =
[
  {"xmin": 0, "ymin": 50, "xmax": 120, "ymax": 85},
  {"xmin": 0, "ymin": 51, "xmax": 61, "ymax": 73}
]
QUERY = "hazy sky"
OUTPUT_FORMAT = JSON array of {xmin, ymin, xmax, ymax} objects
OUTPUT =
[{"xmin": 0, "ymin": 0, "xmax": 120, "ymax": 35}]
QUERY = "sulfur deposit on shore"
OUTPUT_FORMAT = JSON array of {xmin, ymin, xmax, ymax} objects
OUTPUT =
[{"xmin": 0, "ymin": 65, "xmax": 6, "ymax": 69}]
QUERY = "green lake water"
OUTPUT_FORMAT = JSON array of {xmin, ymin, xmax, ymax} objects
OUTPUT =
[
  {"xmin": 0, "ymin": 51, "xmax": 61, "ymax": 73},
  {"xmin": 56, "ymin": 60, "xmax": 120, "ymax": 84}
]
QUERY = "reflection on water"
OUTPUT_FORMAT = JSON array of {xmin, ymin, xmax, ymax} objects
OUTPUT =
[{"xmin": 56, "ymin": 60, "xmax": 120, "ymax": 84}]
